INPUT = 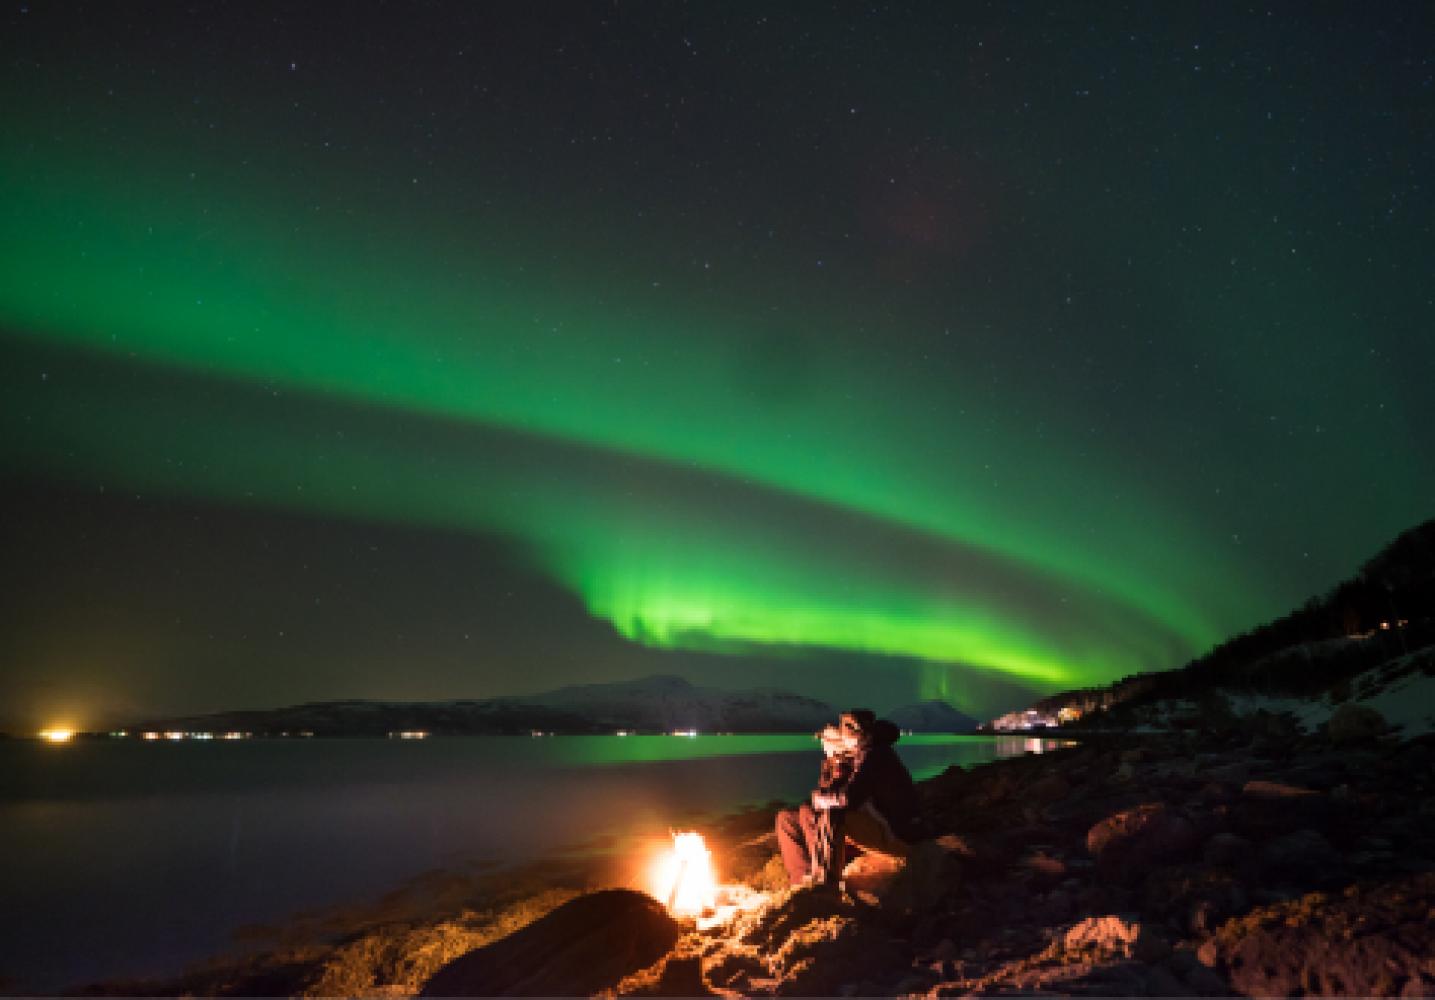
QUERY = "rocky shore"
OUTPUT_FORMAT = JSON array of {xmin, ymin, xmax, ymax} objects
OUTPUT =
[
  {"xmin": 890, "ymin": 715, "xmax": 1435, "ymax": 997},
  {"xmin": 80, "ymin": 692, "xmax": 1435, "ymax": 997},
  {"xmin": 587, "ymin": 705, "xmax": 1435, "ymax": 997}
]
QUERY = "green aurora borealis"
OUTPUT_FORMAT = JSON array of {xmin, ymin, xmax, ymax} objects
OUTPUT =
[{"xmin": 2, "ymin": 3, "xmax": 1432, "ymax": 726}]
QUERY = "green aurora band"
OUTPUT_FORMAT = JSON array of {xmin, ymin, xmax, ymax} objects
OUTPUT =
[{"xmin": 0, "ymin": 145, "xmax": 1260, "ymax": 697}]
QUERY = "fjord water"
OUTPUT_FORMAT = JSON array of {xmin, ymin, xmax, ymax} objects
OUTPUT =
[{"xmin": 0, "ymin": 734, "xmax": 1062, "ymax": 991}]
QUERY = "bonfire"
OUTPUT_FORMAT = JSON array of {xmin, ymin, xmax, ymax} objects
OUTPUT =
[{"xmin": 649, "ymin": 830, "xmax": 767, "ymax": 931}]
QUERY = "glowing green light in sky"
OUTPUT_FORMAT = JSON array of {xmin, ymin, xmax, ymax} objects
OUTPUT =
[{"xmin": 0, "ymin": 143, "xmax": 1255, "ymax": 694}]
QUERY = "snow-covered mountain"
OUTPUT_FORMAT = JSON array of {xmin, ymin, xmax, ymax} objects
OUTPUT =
[
  {"xmin": 129, "ymin": 674, "xmax": 836, "ymax": 736},
  {"xmin": 885, "ymin": 700, "xmax": 980, "ymax": 733},
  {"xmin": 506, "ymin": 674, "xmax": 835, "ymax": 732}
]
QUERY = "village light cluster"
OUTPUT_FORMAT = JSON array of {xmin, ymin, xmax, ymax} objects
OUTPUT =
[
  {"xmin": 990, "ymin": 707, "xmax": 1068, "ymax": 731},
  {"xmin": 37, "ymin": 729, "xmax": 268, "ymax": 743}
]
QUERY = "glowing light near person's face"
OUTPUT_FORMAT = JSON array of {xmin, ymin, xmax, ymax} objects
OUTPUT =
[
  {"xmin": 652, "ymin": 831, "xmax": 717, "ymax": 918},
  {"xmin": 38, "ymin": 728, "xmax": 75, "ymax": 743}
]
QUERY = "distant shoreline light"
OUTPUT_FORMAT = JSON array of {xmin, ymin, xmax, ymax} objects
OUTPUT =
[{"xmin": 38, "ymin": 728, "xmax": 75, "ymax": 744}]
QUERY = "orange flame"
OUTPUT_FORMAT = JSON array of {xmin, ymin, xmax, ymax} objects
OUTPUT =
[{"xmin": 652, "ymin": 830, "xmax": 716, "ymax": 917}]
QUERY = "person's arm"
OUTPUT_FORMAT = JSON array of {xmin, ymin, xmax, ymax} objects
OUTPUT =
[
  {"xmin": 811, "ymin": 753, "xmax": 857, "ymax": 810},
  {"xmin": 840, "ymin": 747, "xmax": 877, "ymax": 810}
]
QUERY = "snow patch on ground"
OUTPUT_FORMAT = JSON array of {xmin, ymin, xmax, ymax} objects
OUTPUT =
[
  {"xmin": 1125, "ymin": 645, "xmax": 1434, "ymax": 739},
  {"xmin": 1221, "ymin": 691, "xmax": 1334, "ymax": 732},
  {"xmin": 1355, "ymin": 663, "xmax": 1435, "ymax": 736},
  {"xmin": 1221, "ymin": 646, "xmax": 1435, "ymax": 738}
]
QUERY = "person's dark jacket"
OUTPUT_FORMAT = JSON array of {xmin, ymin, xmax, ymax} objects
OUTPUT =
[{"xmin": 841, "ymin": 719, "xmax": 929, "ymax": 843}]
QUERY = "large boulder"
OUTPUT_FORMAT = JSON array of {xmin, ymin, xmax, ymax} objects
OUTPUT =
[
  {"xmin": 1259, "ymin": 828, "xmax": 1347, "ymax": 887},
  {"xmin": 1199, "ymin": 873, "xmax": 1435, "ymax": 998},
  {"xmin": 1326, "ymin": 702, "xmax": 1386, "ymax": 745},
  {"xmin": 419, "ymin": 889, "xmax": 680, "ymax": 996},
  {"xmin": 1202, "ymin": 831, "xmax": 1254, "ymax": 868},
  {"xmin": 1086, "ymin": 803, "xmax": 1199, "ymax": 881}
]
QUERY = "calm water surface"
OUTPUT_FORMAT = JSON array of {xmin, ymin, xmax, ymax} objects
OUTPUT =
[{"xmin": 0, "ymin": 733, "xmax": 1065, "ymax": 991}]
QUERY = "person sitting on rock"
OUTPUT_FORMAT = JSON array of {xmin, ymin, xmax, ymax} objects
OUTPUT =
[
  {"xmin": 808, "ymin": 718, "xmax": 860, "ymax": 883},
  {"xmin": 776, "ymin": 709, "xmax": 930, "ymax": 888}
]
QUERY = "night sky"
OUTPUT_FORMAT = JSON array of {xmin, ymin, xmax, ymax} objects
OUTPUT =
[{"xmin": 3, "ymin": 3, "xmax": 1432, "ymax": 731}]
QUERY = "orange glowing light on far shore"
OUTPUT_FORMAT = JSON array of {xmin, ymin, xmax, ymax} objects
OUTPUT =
[{"xmin": 39, "ymin": 728, "xmax": 75, "ymax": 743}]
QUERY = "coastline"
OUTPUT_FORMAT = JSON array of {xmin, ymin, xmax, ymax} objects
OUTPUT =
[
  {"xmin": 7, "ymin": 732, "xmax": 1025, "ymax": 996},
  {"xmin": 70, "ymin": 800, "xmax": 791, "ymax": 998},
  {"xmin": 64, "ymin": 702, "xmax": 1435, "ymax": 996}
]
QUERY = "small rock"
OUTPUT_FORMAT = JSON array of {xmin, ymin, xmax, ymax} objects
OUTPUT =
[
  {"xmin": 1189, "ymin": 894, "xmax": 1242, "ymax": 937},
  {"xmin": 932, "ymin": 833, "xmax": 977, "ymax": 859},
  {"xmin": 928, "ymin": 938, "xmax": 957, "ymax": 962},
  {"xmin": 1327, "ymin": 703, "xmax": 1386, "ymax": 745},
  {"xmin": 1062, "ymin": 913, "xmax": 1165, "ymax": 960},
  {"xmin": 1168, "ymin": 944, "xmax": 1200, "ymax": 975},
  {"xmin": 1133, "ymin": 929, "xmax": 1172, "ymax": 963},
  {"xmin": 1021, "ymin": 851, "xmax": 1067, "ymax": 880},
  {"xmin": 1157, "ymin": 757, "xmax": 1200, "ymax": 781},
  {"xmin": 1142, "ymin": 963, "xmax": 1188, "ymax": 995},
  {"xmin": 1202, "ymin": 832, "xmax": 1252, "ymax": 867},
  {"xmin": 1185, "ymin": 964, "xmax": 1228, "ymax": 994},
  {"xmin": 893, "ymin": 973, "xmax": 931, "ymax": 995},
  {"xmin": 1204, "ymin": 761, "xmax": 1250, "ymax": 784},
  {"xmin": 1026, "ymin": 774, "xmax": 1072, "ymax": 804},
  {"xmin": 1242, "ymin": 779, "xmax": 1319, "ymax": 799},
  {"xmin": 1260, "ymin": 828, "xmax": 1343, "ymax": 884},
  {"xmin": 1196, "ymin": 938, "xmax": 1220, "ymax": 968},
  {"xmin": 1195, "ymin": 781, "xmax": 1237, "ymax": 804},
  {"xmin": 1087, "ymin": 803, "xmax": 1199, "ymax": 881},
  {"xmin": 1043, "ymin": 889, "xmax": 1073, "ymax": 922}
]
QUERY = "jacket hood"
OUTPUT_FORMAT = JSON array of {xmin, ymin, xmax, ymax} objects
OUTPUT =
[{"xmin": 871, "ymin": 718, "xmax": 901, "ymax": 746}]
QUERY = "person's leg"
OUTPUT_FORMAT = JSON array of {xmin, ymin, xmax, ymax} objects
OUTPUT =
[
  {"xmin": 843, "ymin": 803, "xmax": 910, "ymax": 862},
  {"xmin": 814, "ymin": 806, "xmax": 846, "ymax": 883},
  {"xmin": 775, "ymin": 807, "xmax": 811, "ymax": 884}
]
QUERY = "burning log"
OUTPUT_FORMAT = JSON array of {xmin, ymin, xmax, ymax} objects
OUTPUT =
[
  {"xmin": 653, "ymin": 830, "xmax": 717, "ymax": 918},
  {"xmin": 649, "ymin": 829, "xmax": 771, "ymax": 932}
]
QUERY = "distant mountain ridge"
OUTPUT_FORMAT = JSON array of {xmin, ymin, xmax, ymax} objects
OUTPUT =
[
  {"xmin": 130, "ymin": 674, "xmax": 838, "ymax": 736},
  {"xmin": 513, "ymin": 675, "xmax": 837, "ymax": 733}
]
